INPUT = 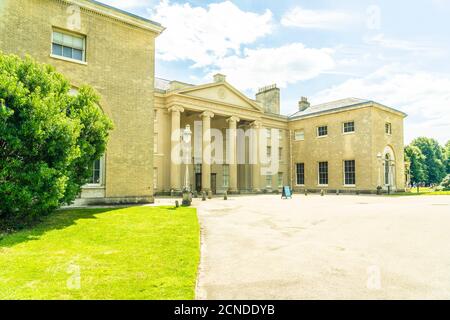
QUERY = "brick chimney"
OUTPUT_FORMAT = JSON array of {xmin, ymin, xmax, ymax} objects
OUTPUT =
[
  {"xmin": 213, "ymin": 73, "xmax": 226, "ymax": 83},
  {"xmin": 256, "ymin": 84, "xmax": 280, "ymax": 114},
  {"xmin": 298, "ymin": 96, "xmax": 310, "ymax": 111}
]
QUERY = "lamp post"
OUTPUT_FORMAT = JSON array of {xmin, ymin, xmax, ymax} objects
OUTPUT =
[
  {"xmin": 377, "ymin": 152, "xmax": 382, "ymax": 195},
  {"xmin": 182, "ymin": 125, "xmax": 192, "ymax": 206}
]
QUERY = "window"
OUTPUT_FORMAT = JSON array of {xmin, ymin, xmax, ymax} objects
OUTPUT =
[
  {"xmin": 266, "ymin": 146, "xmax": 271, "ymax": 159},
  {"xmin": 278, "ymin": 173, "xmax": 283, "ymax": 187},
  {"xmin": 296, "ymin": 163, "xmax": 305, "ymax": 185},
  {"xmin": 266, "ymin": 128, "xmax": 272, "ymax": 139},
  {"xmin": 154, "ymin": 133, "xmax": 158, "ymax": 153},
  {"xmin": 384, "ymin": 154, "xmax": 391, "ymax": 185},
  {"xmin": 266, "ymin": 174, "xmax": 272, "ymax": 188},
  {"xmin": 278, "ymin": 147, "xmax": 282, "ymax": 161},
  {"xmin": 88, "ymin": 159, "xmax": 101, "ymax": 185},
  {"xmin": 385, "ymin": 123, "xmax": 392, "ymax": 134},
  {"xmin": 344, "ymin": 160, "xmax": 356, "ymax": 185},
  {"xmin": 278, "ymin": 129, "xmax": 283, "ymax": 140},
  {"xmin": 317, "ymin": 126, "xmax": 328, "ymax": 137},
  {"xmin": 52, "ymin": 30, "xmax": 85, "ymax": 62},
  {"xmin": 294, "ymin": 130, "xmax": 305, "ymax": 141},
  {"xmin": 343, "ymin": 121, "xmax": 355, "ymax": 133},
  {"xmin": 318, "ymin": 161, "xmax": 328, "ymax": 185},
  {"xmin": 153, "ymin": 167, "xmax": 158, "ymax": 189},
  {"xmin": 223, "ymin": 165, "xmax": 229, "ymax": 187}
]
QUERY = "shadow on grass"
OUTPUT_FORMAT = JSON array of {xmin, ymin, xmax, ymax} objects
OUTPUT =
[{"xmin": 0, "ymin": 207, "xmax": 119, "ymax": 248}]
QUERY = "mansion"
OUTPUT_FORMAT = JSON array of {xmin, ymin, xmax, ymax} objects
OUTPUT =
[{"xmin": 0, "ymin": 0, "xmax": 407, "ymax": 205}]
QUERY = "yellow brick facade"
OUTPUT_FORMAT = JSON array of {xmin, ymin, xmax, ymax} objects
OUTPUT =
[{"xmin": 0, "ymin": 0, "xmax": 163, "ymax": 204}]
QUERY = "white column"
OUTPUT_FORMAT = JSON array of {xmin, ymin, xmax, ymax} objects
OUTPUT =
[
  {"xmin": 201, "ymin": 111, "xmax": 214, "ymax": 192},
  {"xmin": 251, "ymin": 121, "xmax": 261, "ymax": 192},
  {"xmin": 227, "ymin": 116, "xmax": 240, "ymax": 192},
  {"xmin": 169, "ymin": 106, "xmax": 184, "ymax": 192}
]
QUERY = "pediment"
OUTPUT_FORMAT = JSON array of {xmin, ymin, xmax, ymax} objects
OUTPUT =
[{"xmin": 175, "ymin": 83, "xmax": 262, "ymax": 112}]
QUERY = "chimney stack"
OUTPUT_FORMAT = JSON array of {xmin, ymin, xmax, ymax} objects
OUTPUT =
[
  {"xmin": 213, "ymin": 73, "xmax": 226, "ymax": 83},
  {"xmin": 256, "ymin": 84, "xmax": 280, "ymax": 114},
  {"xmin": 298, "ymin": 96, "xmax": 310, "ymax": 111}
]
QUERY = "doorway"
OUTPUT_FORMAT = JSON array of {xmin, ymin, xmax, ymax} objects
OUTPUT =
[
  {"xmin": 211, "ymin": 173, "xmax": 217, "ymax": 194},
  {"xmin": 195, "ymin": 173, "xmax": 202, "ymax": 193}
]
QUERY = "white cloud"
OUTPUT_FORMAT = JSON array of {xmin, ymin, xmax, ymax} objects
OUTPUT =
[
  {"xmin": 209, "ymin": 43, "xmax": 335, "ymax": 91},
  {"xmin": 149, "ymin": 0, "xmax": 273, "ymax": 67},
  {"xmin": 281, "ymin": 6, "xmax": 360, "ymax": 29},
  {"xmin": 99, "ymin": 0, "xmax": 153, "ymax": 10},
  {"xmin": 313, "ymin": 65, "xmax": 450, "ymax": 144}
]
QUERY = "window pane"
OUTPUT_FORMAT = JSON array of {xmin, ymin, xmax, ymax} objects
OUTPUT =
[
  {"xmin": 72, "ymin": 49, "xmax": 83, "ymax": 61},
  {"xmin": 344, "ymin": 160, "xmax": 356, "ymax": 185},
  {"xmin": 72, "ymin": 36, "xmax": 84, "ymax": 50},
  {"xmin": 52, "ymin": 43, "xmax": 62, "ymax": 56},
  {"xmin": 63, "ymin": 46, "xmax": 72, "ymax": 58},
  {"xmin": 319, "ymin": 162, "xmax": 328, "ymax": 185},
  {"xmin": 62, "ymin": 34, "xmax": 73, "ymax": 47},
  {"xmin": 53, "ymin": 31, "xmax": 63, "ymax": 44},
  {"xmin": 296, "ymin": 163, "xmax": 305, "ymax": 185}
]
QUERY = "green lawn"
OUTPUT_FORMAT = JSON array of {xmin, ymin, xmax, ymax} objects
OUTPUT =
[
  {"xmin": 0, "ymin": 206, "xmax": 200, "ymax": 300},
  {"xmin": 390, "ymin": 187, "xmax": 450, "ymax": 196}
]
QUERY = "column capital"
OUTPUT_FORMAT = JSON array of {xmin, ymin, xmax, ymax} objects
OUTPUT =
[
  {"xmin": 226, "ymin": 116, "xmax": 240, "ymax": 124},
  {"xmin": 201, "ymin": 111, "xmax": 215, "ymax": 119},
  {"xmin": 168, "ymin": 105, "xmax": 185, "ymax": 113},
  {"xmin": 250, "ymin": 120, "xmax": 262, "ymax": 129}
]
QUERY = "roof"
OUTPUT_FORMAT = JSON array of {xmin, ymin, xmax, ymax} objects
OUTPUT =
[
  {"xmin": 289, "ymin": 97, "xmax": 407, "ymax": 119},
  {"xmin": 72, "ymin": 0, "xmax": 164, "ymax": 33}
]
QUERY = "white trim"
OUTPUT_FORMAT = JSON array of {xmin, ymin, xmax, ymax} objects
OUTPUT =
[
  {"xmin": 50, "ymin": 54, "xmax": 88, "ymax": 65},
  {"xmin": 317, "ymin": 125, "xmax": 328, "ymax": 138},
  {"xmin": 343, "ymin": 184, "xmax": 356, "ymax": 188},
  {"xmin": 342, "ymin": 121, "xmax": 355, "ymax": 134},
  {"xmin": 51, "ymin": 28, "xmax": 87, "ymax": 64}
]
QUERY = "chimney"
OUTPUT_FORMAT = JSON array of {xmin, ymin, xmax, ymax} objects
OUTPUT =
[
  {"xmin": 256, "ymin": 84, "xmax": 280, "ymax": 114},
  {"xmin": 298, "ymin": 96, "xmax": 310, "ymax": 111},
  {"xmin": 213, "ymin": 73, "xmax": 226, "ymax": 83}
]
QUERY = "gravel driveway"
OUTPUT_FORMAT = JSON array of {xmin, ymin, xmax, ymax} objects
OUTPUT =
[{"xmin": 194, "ymin": 194, "xmax": 450, "ymax": 299}]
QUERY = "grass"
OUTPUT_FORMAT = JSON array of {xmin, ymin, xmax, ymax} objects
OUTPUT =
[
  {"xmin": 389, "ymin": 187, "xmax": 450, "ymax": 196},
  {"xmin": 0, "ymin": 206, "xmax": 200, "ymax": 300}
]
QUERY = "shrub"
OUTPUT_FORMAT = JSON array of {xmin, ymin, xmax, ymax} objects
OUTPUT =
[
  {"xmin": 0, "ymin": 53, "xmax": 113, "ymax": 226},
  {"xmin": 437, "ymin": 175, "xmax": 450, "ymax": 191}
]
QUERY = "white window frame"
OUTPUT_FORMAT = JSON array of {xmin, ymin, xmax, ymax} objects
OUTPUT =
[
  {"xmin": 294, "ymin": 130, "xmax": 305, "ymax": 141},
  {"xmin": 317, "ymin": 161, "xmax": 329, "ymax": 186},
  {"xmin": 343, "ymin": 160, "xmax": 356, "ymax": 187},
  {"xmin": 85, "ymin": 155, "xmax": 105, "ymax": 188},
  {"xmin": 50, "ymin": 29, "xmax": 87, "ymax": 65},
  {"xmin": 342, "ymin": 121, "xmax": 355, "ymax": 134},
  {"xmin": 317, "ymin": 125, "xmax": 328, "ymax": 138}
]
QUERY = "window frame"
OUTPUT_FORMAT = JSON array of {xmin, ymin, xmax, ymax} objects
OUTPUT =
[
  {"xmin": 343, "ymin": 121, "xmax": 355, "ymax": 134},
  {"xmin": 277, "ymin": 172, "xmax": 283, "ymax": 188},
  {"xmin": 343, "ymin": 160, "xmax": 356, "ymax": 186},
  {"xmin": 50, "ymin": 29, "xmax": 87, "ymax": 64},
  {"xmin": 296, "ymin": 163, "xmax": 305, "ymax": 186},
  {"xmin": 294, "ymin": 130, "xmax": 305, "ymax": 141},
  {"xmin": 385, "ymin": 122, "xmax": 392, "ymax": 135},
  {"xmin": 265, "ymin": 173, "xmax": 272, "ymax": 188},
  {"xmin": 85, "ymin": 156, "xmax": 105, "ymax": 187},
  {"xmin": 317, "ymin": 125, "xmax": 328, "ymax": 138},
  {"xmin": 318, "ymin": 161, "xmax": 328, "ymax": 186}
]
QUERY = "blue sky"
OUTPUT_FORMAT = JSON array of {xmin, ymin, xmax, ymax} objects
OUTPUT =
[{"xmin": 101, "ymin": 0, "xmax": 450, "ymax": 144}]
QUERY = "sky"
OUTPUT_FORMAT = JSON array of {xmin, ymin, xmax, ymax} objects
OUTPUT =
[{"xmin": 100, "ymin": 0, "xmax": 450, "ymax": 144}]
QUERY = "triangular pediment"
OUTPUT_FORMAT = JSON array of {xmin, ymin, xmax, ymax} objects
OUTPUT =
[{"xmin": 174, "ymin": 82, "xmax": 262, "ymax": 112}]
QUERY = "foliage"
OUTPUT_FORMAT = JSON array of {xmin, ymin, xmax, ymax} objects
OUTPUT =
[
  {"xmin": 404, "ymin": 145, "xmax": 427, "ymax": 185},
  {"xmin": 0, "ymin": 53, "xmax": 113, "ymax": 224},
  {"xmin": 437, "ymin": 174, "xmax": 450, "ymax": 191},
  {"xmin": 445, "ymin": 140, "xmax": 450, "ymax": 174},
  {"xmin": 409, "ymin": 137, "xmax": 446, "ymax": 185},
  {"xmin": 0, "ymin": 206, "xmax": 200, "ymax": 300}
]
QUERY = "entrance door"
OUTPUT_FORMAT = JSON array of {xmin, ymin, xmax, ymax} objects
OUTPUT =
[
  {"xmin": 211, "ymin": 173, "xmax": 217, "ymax": 194},
  {"xmin": 195, "ymin": 173, "xmax": 202, "ymax": 192}
]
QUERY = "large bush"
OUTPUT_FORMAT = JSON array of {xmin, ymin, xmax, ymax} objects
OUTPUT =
[{"xmin": 0, "ymin": 53, "xmax": 113, "ymax": 225}]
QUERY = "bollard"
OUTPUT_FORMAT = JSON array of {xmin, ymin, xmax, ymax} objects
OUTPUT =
[
  {"xmin": 202, "ymin": 191, "xmax": 206, "ymax": 201},
  {"xmin": 208, "ymin": 190, "xmax": 212, "ymax": 199},
  {"xmin": 224, "ymin": 191, "xmax": 228, "ymax": 200},
  {"xmin": 304, "ymin": 189, "xmax": 308, "ymax": 196},
  {"xmin": 320, "ymin": 189, "xmax": 325, "ymax": 196},
  {"xmin": 336, "ymin": 189, "xmax": 340, "ymax": 195},
  {"xmin": 175, "ymin": 200, "xmax": 179, "ymax": 208},
  {"xmin": 356, "ymin": 190, "xmax": 360, "ymax": 195}
]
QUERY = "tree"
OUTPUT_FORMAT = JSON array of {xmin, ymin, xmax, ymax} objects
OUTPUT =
[
  {"xmin": 410, "ymin": 137, "xmax": 446, "ymax": 185},
  {"xmin": 0, "ymin": 53, "xmax": 113, "ymax": 225},
  {"xmin": 445, "ymin": 140, "xmax": 450, "ymax": 174},
  {"xmin": 404, "ymin": 145, "xmax": 426, "ymax": 185}
]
